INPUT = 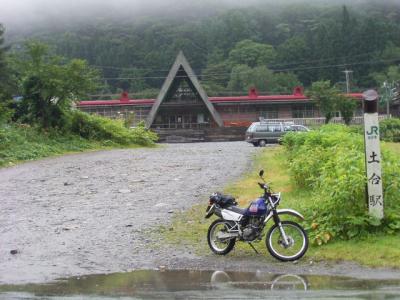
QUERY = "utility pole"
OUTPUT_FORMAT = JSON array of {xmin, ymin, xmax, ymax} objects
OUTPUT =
[
  {"xmin": 343, "ymin": 70, "xmax": 353, "ymax": 93},
  {"xmin": 382, "ymin": 81, "xmax": 395, "ymax": 117}
]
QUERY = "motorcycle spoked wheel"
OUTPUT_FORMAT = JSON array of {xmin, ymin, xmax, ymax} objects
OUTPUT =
[
  {"xmin": 266, "ymin": 220, "xmax": 308, "ymax": 262},
  {"xmin": 207, "ymin": 219, "xmax": 236, "ymax": 255}
]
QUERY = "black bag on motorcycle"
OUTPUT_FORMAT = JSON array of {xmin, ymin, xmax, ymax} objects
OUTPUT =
[{"xmin": 210, "ymin": 192, "xmax": 237, "ymax": 207}]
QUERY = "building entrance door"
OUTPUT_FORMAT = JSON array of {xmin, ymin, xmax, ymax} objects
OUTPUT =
[
  {"xmin": 176, "ymin": 116, "xmax": 183, "ymax": 129},
  {"xmin": 161, "ymin": 111, "xmax": 209, "ymax": 129}
]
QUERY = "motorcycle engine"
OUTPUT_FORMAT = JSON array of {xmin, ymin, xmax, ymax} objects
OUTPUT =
[{"xmin": 241, "ymin": 216, "xmax": 264, "ymax": 241}]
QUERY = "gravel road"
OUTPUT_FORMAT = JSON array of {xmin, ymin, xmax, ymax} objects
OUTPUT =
[
  {"xmin": 2, "ymin": 142, "xmax": 399, "ymax": 285},
  {"xmin": 0, "ymin": 142, "xmax": 259, "ymax": 284}
]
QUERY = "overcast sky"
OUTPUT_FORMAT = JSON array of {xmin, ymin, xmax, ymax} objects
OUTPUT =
[
  {"xmin": 0, "ymin": 0, "xmax": 396, "ymax": 33},
  {"xmin": 0, "ymin": 0, "xmax": 259, "ymax": 27}
]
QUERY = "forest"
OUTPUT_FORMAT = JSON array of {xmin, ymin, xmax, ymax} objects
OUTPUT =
[{"xmin": 2, "ymin": 0, "xmax": 400, "ymax": 99}]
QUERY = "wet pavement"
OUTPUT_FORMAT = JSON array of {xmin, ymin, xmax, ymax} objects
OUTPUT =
[{"xmin": 1, "ymin": 269, "xmax": 400, "ymax": 299}]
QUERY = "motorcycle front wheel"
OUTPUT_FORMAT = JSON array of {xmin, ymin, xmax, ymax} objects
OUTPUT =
[
  {"xmin": 207, "ymin": 219, "xmax": 236, "ymax": 255},
  {"xmin": 266, "ymin": 220, "xmax": 308, "ymax": 261}
]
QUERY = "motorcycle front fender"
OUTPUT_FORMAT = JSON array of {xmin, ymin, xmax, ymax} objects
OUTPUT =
[{"xmin": 264, "ymin": 209, "xmax": 305, "ymax": 224}]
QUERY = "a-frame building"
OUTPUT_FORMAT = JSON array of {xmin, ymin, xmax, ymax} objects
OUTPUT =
[
  {"xmin": 146, "ymin": 51, "xmax": 223, "ymax": 129},
  {"xmin": 78, "ymin": 51, "xmax": 365, "ymax": 142}
]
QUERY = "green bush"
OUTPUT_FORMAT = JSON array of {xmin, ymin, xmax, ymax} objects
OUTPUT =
[
  {"xmin": 0, "ymin": 124, "xmax": 95, "ymax": 166},
  {"xmin": 0, "ymin": 113, "xmax": 158, "ymax": 166},
  {"xmin": 380, "ymin": 118, "xmax": 400, "ymax": 142},
  {"xmin": 0, "ymin": 101, "xmax": 14, "ymax": 124},
  {"xmin": 282, "ymin": 125, "xmax": 400, "ymax": 245},
  {"xmin": 68, "ymin": 110, "xmax": 158, "ymax": 146}
]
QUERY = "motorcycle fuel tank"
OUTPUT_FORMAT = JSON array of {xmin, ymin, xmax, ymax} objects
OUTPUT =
[{"xmin": 246, "ymin": 198, "xmax": 267, "ymax": 216}]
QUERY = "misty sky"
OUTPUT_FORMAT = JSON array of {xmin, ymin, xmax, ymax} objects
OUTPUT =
[
  {"xmin": 0, "ymin": 0, "xmax": 261, "ymax": 28},
  {"xmin": 0, "ymin": 0, "xmax": 395, "ymax": 33}
]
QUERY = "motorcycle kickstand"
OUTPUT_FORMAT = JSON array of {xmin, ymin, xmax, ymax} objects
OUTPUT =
[{"xmin": 248, "ymin": 242, "xmax": 259, "ymax": 254}]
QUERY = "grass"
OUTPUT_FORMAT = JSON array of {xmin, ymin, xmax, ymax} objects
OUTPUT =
[
  {"xmin": 311, "ymin": 234, "xmax": 400, "ymax": 268},
  {"xmin": 384, "ymin": 141, "xmax": 400, "ymax": 154},
  {"xmin": 164, "ymin": 143, "xmax": 400, "ymax": 268},
  {"xmin": 0, "ymin": 124, "xmax": 149, "ymax": 167}
]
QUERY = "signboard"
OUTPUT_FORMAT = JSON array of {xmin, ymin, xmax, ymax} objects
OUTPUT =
[{"xmin": 363, "ymin": 90, "xmax": 383, "ymax": 219}]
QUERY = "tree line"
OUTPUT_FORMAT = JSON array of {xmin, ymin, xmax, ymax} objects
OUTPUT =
[
  {"xmin": 1, "ymin": 2, "xmax": 400, "ymax": 127},
  {"xmin": 4, "ymin": 3, "xmax": 398, "ymax": 97}
]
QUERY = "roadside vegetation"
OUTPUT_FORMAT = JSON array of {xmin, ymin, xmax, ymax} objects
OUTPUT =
[
  {"xmin": 380, "ymin": 118, "xmax": 400, "ymax": 142},
  {"xmin": 164, "ymin": 124, "xmax": 400, "ymax": 268},
  {"xmin": 0, "ymin": 33, "xmax": 157, "ymax": 167},
  {"xmin": 0, "ymin": 118, "xmax": 157, "ymax": 167},
  {"xmin": 283, "ymin": 124, "xmax": 400, "ymax": 244}
]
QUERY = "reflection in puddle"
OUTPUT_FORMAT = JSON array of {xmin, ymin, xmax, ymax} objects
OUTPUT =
[{"xmin": 1, "ymin": 269, "xmax": 400, "ymax": 299}]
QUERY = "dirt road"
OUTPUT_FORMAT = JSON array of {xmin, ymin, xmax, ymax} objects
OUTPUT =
[
  {"xmin": 2, "ymin": 142, "xmax": 399, "ymax": 285},
  {"xmin": 0, "ymin": 142, "xmax": 258, "ymax": 283}
]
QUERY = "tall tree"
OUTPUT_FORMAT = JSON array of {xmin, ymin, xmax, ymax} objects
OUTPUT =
[
  {"xmin": 276, "ymin": 37, "xmax": 311, "ymax": 85},
  {"xmin": 307, "ymin": 81, "xmax": 339, "ymax": 124},
  {"xmin": 16, "ymin": 42, "xmax": 100, "ymax": 129},
  {"xmin": 0, "ymin": 25, "xmax": 10, "ymax": 100},
  {"xmin": 227, "ymin": 65, "xmax": 301, "ymax": 94},
  {"xmin": 228, "ymin": 40, "xmax": 277, "ymax": 68},
  {"xmin": 201, "ymin": 62, "xmax": 230, "ymax": 95},
  {"xmin": 337, "ymin": 95, "xmax": 357, "ymax": 125},
  {"xmin": 227, "ymin": 64, "xmax": 253, "ymax": 92},
  {"xmin": 118, "ymin": 68, "xmax": 149, "ymax": 93},
  {"xmin": 0, "ymin": 24, "xmax": 14, "ymax": 123}
]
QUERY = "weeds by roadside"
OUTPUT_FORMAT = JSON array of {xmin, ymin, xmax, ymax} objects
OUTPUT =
[
  {"xmin": 0, "ymin": 120, "xmax": 157, "ymax": 167},
  {"xmin": 162, "ymin": 142, "xmax": 400, "ymax": 268}
]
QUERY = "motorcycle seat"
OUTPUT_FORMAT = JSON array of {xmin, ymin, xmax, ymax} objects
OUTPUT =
[
  {"xmin": 220, "ymin": 194, "xmax": 235, "ymax": 202},
  {"xmin": 226, "ymin": 205, "xmax": 246, "ymax": 215}
]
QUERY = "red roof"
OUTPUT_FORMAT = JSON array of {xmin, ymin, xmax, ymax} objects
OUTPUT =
[
  {"xmin": 347, "ymin": 93, "xmax": 364, "ymax": 99},
  {"xmin": 78, "ymin": 99, "xmax": 155, "ymax": 106},
  {"xmin": 77, "ymin": 88, "xmax": 363, "ymax": 107},
  {"xmin": 209, "ymin": 94, "xmax": 308, "ymax": 103}
]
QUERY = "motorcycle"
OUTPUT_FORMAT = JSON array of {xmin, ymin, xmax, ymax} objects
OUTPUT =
[{"xmin": 205, "ymin": 170, "xmax": 308, "ymax": 261}]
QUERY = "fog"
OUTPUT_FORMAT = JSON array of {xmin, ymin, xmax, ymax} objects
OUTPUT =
[
  {"xmin": 0, "ymin": 0, "xmax": 398, "ymax": 34},
  {"xmin": 0, "ymin": 0, "xmax": 259, "ymax": 28}
]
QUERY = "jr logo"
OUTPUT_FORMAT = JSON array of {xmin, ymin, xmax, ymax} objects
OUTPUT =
[{"xmin": 366, "ymin": 126, "xmax": 379, "ymax": 135}]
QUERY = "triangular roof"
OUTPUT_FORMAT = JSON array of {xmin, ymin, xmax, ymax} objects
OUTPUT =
[{"xmin": 145, "ymin": 51, "xmax": 223, "ymax": 128}]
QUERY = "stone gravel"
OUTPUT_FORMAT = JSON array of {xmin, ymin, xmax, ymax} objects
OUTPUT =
[
  {"xmin": 2, "ymin": 141, "xmax": 399, "ymax": 284},
  {"xmin": 0, "ymin": 142, "xmax": 258, "ymax": 283}
]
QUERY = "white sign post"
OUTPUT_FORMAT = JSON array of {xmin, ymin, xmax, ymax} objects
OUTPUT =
[{"xmin": 363, "ymin": 90, "xmax": 383, "ymax": 219}]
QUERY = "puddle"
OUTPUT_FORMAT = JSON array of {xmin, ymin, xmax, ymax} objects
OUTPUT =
[{"xmin": 1, "ymin": 269, "xmax": 400, "ymax": 299}]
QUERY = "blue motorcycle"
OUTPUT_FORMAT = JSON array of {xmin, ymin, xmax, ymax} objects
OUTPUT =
[{"xmin": 205, "ymin": 170, "xmax": 308, "ymax": 261}]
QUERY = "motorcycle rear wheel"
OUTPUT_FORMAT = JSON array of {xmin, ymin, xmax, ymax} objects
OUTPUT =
[
  {"xmin": 207, "ymin": 219, "xmax": 236, "ymax": 255},
  {"xmin": 266, "ymin": 220, "xmax": 308, "ymax": 261}
]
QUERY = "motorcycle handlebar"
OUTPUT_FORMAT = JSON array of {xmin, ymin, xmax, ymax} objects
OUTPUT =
[
  {"xmin": 258, "ymin": 182, "xmax": 267, "ymax": 189},
  {"xmin": 258, "ymin": 182, "xmax": 272, "ymax": 192}
]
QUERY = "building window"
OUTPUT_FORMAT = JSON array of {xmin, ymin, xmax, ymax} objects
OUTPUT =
[
  {"xmin": 292, "ymin": 104, "xmax": 315, "ymax": 118},
  {"xmin": 260, "ymin": 108, "xmax": 278, "ymax": 119},
  {"xmin": 238, "ymin": 105, "xmax": 256, "ymax": 113}
]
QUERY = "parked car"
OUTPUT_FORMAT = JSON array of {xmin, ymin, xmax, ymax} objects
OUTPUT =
[{"xmin": 245, "ymin": 121, "xmax": 309, "ymax": 146}]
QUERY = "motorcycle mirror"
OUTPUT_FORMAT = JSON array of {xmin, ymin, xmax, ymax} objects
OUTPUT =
[{"xmin": 259, "ymin": 170, "xmax": 264, "ymax": 177}]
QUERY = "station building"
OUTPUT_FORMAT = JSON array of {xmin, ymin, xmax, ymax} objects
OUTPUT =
[{"xmin": 78, "ymin": 52, "xmax": 364, "ymax": 142}]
